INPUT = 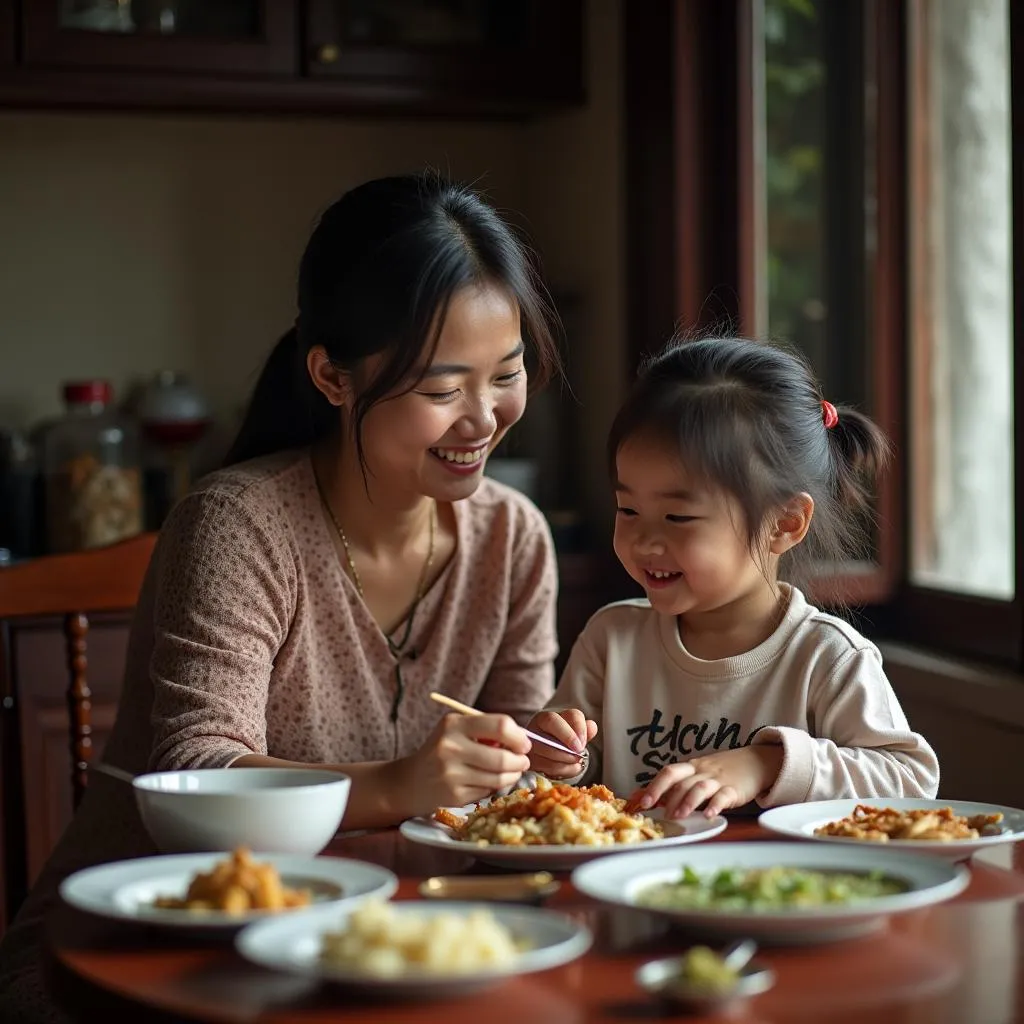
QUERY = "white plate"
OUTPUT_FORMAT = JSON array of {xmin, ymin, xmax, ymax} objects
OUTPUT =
[
  {"xmin": 571, "ymin": 841, "xmax": 969, "ymax": 944},
  {"xmin": 235, "ymin": 899, "xmax": 592, "ymax": 997},
  {"xmin": 59, "ymin": 853, "xmax": 398, "ymax": 931},
  {"xmin": 399, "ymin": 804, "xmax": 727, "ymax": 870},
  {"xmin": 758, "ymin": 798, "xmax": 1024, "ymax": 861}
]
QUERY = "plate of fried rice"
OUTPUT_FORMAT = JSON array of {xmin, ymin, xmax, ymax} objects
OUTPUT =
[{"xmin": 399, "ymin": 778, "xmax": 728, "ymax": 869}]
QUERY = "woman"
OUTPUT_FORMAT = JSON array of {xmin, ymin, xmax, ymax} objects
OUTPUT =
[{"xmin": 0, "ymin": 172, "xmax": 563, "ymax": 1021}]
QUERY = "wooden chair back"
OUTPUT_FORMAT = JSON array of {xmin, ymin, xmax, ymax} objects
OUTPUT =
[{"xmin": 0, "ymin": 534, "xmax": 157, "ymax": 806}]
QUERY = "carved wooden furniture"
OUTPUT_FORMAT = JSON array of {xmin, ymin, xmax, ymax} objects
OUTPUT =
[{"xmin": 0, "ymin": 533, "xmax": 156, "ymax": 930}]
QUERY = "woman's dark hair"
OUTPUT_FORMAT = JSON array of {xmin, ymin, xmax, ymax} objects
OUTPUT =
[
  {"xmin": 225, "ymin": 171, "xmax": 561, "ymax": 467},
  {"xmin": 607, "ymin": 336, "xmax": 891, "ymax": 596}
]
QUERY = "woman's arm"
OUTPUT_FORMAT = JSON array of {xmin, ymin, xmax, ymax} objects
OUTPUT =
[
  {"xmin": 232, "ymin": 709, "xmax": 534, "ymax": 830},
  {"xmin": 147, "ymin": 490, "xmax": 294, "ymax": 772},
  {"xmin": 148, "ymin": 488, "xmax": 534, "ymax": 827},
  {"xmin": 231, "ymin": 754, "xmax": 405, "ymax": 829}
]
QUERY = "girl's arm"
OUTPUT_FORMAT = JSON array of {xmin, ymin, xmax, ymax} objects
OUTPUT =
[
  {"xmin": 528, "ymin": 623, "xmax": 608, "ymax": 784},
  {"xmin": 751, "ymin": 646, "xmax": 940, "ymax": 805}
]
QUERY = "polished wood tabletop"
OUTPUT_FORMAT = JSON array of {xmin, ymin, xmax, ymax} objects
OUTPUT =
[{"xmin": 46, "ymin": 822, "xmax": 1024, "ymax": 1024}]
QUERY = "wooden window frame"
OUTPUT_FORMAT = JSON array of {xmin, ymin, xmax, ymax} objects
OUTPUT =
[{"xmin": 623, "ymin": 0, "xmax": 1024, "ymax": 667}]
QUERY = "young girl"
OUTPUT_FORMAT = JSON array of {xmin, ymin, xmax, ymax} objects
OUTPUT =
[{"xmin": 527, "ymin": 336, "xmax": 939, "ymax": 818}]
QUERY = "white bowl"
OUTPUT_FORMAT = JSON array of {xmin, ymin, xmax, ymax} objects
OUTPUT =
[
  {"xmin": 572, "ymin": 841, "xmax": 969, "ymax": 945},
  {"xmin": 133, "ymin": 768, "xmax": 351, "ymax": 855}
]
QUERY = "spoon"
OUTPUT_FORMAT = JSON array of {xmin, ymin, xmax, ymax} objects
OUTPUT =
[
  {"xmin": 720, "ymin": 937, "xmax": 757, "ymax": 972},
  {"xmin": 89, "ymin": 762, "xmax": 136, "ymax": 785},
  {"xmin": 635, "ymin": 938, "xmax": 774, "ymax": 1011},
  {"xmin": 418, "ymin": 872, "xmax": 561, "ymax": 904}
]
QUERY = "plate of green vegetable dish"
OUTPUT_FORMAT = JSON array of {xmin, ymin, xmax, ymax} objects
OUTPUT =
[{"xmin": 572, "ymin": 842, "xmax": 969, "ymax": 944}]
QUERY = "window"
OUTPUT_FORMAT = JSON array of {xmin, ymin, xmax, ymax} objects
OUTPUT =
[
  {"xmin": 757, "ymin": 0, "xmax": 895, "ymax": 602},
  {"xmin": 907, "ymin": 0, "xmax": 1014, "ymax": 601},
  {"xmin": 623, "ymin": 0, "xmax": 1024, "ymax": 666},
  {"xmin": 762, "ymin": 0, "xmax": 871, "ymax": 413}
]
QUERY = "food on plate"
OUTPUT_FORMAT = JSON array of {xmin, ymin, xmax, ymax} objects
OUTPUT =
[
  {"xmin": 812, "ymin": 804, "xmax": 1004, "ymax": 843},
  {"xmin": 153, "ymin": 847, "xmax": 313, "ymax": 914},
  {"xmin": 319, "ymin": 900, "xmax": 523, "ymax": 976},
  {"xmin": 433, "ymin": 777, "xmax": 665, "ymax": 847},
  {"xmin": 675, "ymin": 946, "xmax": 741, "ymax": 994},
  {"xmin": 637, "ymin": 864, "xmax": 907, "ymax": 912}
]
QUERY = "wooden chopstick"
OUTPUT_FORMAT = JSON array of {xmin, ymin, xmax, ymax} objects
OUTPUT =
[
  {"xmin": 429, "ymin": 691, "xmax": 484, "ymax": 717},
  {"xmin": 428, "ymin": 691, "xmax": 583, "ymax": 759}
]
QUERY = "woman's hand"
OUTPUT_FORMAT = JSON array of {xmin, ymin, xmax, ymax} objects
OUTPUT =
[
  {"xmin": 626, "ymin": 745, "xmax": 784, "ymax": 820},
  {"xmin": 525, "ymin": 708, "xmax": 597, "ymax": 778},
  {"xmin": 391, "ymin": 712, "xmax": 532, "ymax": 816}
]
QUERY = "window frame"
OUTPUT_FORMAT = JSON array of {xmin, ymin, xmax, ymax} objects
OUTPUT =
[{"xmin": 622, "ymin": 0, "xmax": 1024, "ymax": 667}]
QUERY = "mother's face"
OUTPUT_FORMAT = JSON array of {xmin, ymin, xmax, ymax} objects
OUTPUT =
[{"xmin": 355, "ymin": 284, "xmax": 528, "ymax": 503}]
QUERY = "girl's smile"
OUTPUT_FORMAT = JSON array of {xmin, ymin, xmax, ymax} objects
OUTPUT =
[
  {"xmin": 641, "ymin": 567, "xmax": 684, "ymax": 589},
  {"xmin": 612, "ymin": 437, "xmax": 782, "ymax": 629}
]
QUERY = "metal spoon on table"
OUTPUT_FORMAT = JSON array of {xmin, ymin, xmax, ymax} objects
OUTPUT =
[{"xmin": 635, "ymin": 937, "xmax": 775, "ymax": 1012}]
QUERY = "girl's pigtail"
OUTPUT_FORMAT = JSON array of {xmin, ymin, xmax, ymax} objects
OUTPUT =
[{"xmin": 826, "ymin": 405, "xmax": 892, "ymax": 515}]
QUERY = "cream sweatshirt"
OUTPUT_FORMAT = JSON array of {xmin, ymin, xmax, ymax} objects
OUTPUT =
[{"xmin": 547, "ymin": 585, "xmax": 939, "ymax": 805}]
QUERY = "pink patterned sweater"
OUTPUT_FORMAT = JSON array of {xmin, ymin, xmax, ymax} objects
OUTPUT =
[{"xmin": 0, "ymin": 450, "xmax": 558, "ymax": 1023}]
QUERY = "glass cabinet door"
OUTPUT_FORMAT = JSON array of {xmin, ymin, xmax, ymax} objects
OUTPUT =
[
  {"xmin": 25, "ymin": 1, "xmax": 296, "ymax": 75},
  {"xmin": 0, "ymin": 1, "xmax": 14, "ymax": 65},
  {"xmin": 305, "ymin": 0, "xmax": 582, "ymax": 109},
  {"xmin": 58, "ymin": 1, "xmax": 261, "ymax": 38},
  {"xmin": 335, "ymin": 1, "xmax": 525, "ymax": 49}
]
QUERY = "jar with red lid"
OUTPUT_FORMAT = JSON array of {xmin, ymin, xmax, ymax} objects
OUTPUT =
[{"xmin": 39, "ymin": 380, "xmax": 143, "ymax": 552}]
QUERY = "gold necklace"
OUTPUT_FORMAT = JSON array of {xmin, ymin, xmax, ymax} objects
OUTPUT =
[
  {"xmin": 314, "ymin": 471, "xmax": 436, "ymax": 605},
  {"xmin": 313, "ymin": 466, "xmax": 436, "ymax": 748}
]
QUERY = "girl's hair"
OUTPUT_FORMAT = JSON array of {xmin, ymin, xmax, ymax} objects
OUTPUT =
[
  {"xmin": 225, "ymin": 171, "xmax": 561, "ymax": 467},
  {"xmin": 607, "ymin": 335, "xmax": 891, "ymax": 594}
]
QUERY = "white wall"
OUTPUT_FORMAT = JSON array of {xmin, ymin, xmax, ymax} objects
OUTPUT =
[
  {"xmin": 0, "ymin": 0, "xmax": 624, "ymax": 539},
  {"xmin": 0, "ymin": 114, "xmax": 524, "ymax": 427}
]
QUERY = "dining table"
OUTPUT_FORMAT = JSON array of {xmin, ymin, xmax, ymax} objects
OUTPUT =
[{"xmin": 45, "ymin": 819, "xmax": 1024, "ymax": 1024}]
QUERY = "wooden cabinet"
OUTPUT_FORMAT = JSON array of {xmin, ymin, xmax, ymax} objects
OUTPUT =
[
  {"xmin": 5, "ymin": 613, "xmax": 130, "ymax": 891},
  {"xmin": 306, "ymin": 0, "xmax": 583, "ymax": 113},
  {"xmin": 22, "ymin": 2, "xmax": 297, "ymax": 76},
  {"xmin": 0, "ymin": 0, "xmax": 13, "ymax": 65},
  {"xmin": 1, "ymin": 612, "xmax": 131, "ymax": 937},
  {"xmin": 0, "ymin": 1, "xmax": 583, "ymax": 116}
]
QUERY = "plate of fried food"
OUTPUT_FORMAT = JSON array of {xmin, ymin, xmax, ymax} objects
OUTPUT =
[
  {"xmin": 399, "ymin": 777, "xmax": 728, "ymax": 869},
  {"xmin": 758, "ymin": 798, "xmax": 1024, "ymax": 861},
  {"xmin": 236, "ymin": 897, "xmax": 592, "ymax": 997},
  {"xmin": 59, "ymin": 846, "xmax": 398, "ymax": 931}
]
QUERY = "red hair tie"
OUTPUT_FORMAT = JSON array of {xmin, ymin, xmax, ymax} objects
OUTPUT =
[{"xmin": 821, "ymin": 400, "xmax": 839, "ymax": 429}]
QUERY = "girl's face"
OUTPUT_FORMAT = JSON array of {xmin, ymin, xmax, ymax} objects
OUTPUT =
[
  {"xmin": 355, "ymin": 284, "xmax": 527, "ymax": 503},
  {"xmin": 612, "ymin": 436, "xmax": 778, "ymax": 619}
]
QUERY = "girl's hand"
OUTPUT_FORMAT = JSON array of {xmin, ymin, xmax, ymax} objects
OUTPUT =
[
  {"xmin": 626, "ymin": 745, "xmax": 784, "ymax": 820},
  {"xmin": 394, "ymin": 713, "xmax": 532, "ymax": 816},
  {"xmin": 525, "ymin": 708, "xmax": 597, "ymax": 778}
]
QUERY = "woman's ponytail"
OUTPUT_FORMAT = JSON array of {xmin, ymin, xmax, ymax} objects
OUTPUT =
[{"xmin": 222, "ymin": 327, "xmax": 335, "ymax": 467}]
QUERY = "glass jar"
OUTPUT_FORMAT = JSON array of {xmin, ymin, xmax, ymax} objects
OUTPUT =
[{"xmin": 40, "ymin": 381, "xmax": 143, "ymax": 552}]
